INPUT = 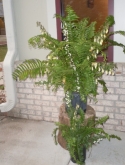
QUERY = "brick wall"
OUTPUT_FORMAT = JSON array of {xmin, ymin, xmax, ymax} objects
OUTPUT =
[
  {"xmin": 7, "ymin": 63, "xmax": 125, "ymax": 132},
  {"xmin": 8, "ymin": 75, "xmax": 65, "ymax": 122},
  {"xmin": 88, "ymin": 63, "xmax": 125, "ymax": 132}
]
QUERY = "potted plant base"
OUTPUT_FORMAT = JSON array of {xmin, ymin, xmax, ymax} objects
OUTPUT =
[
  {"xmin": 70, "ymin": 92, "xmax": 87, "ymax": 113},
  {"xmin": 57, "ymin": 104, "xmax": 95, "ymax": 163},
  {"xmin": 70, "ymin": 146, "xmax": 86, "ymax": 164},
  {"xmin": 52, "ymin": 103, "xmax": 121, "ymax": 165}
]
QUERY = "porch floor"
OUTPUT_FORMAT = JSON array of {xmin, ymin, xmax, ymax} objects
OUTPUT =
[{"xmin": 0, "ymin": 116, "xmax": 125, "ymax": 165}]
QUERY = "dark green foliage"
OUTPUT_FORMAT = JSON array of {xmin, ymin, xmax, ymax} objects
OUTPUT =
[
  {"xmin": 13, "ymin": 6, "xmax": 125, "ymax": 101},
  {"xmin": 0, "ymin": 45, "xmax": 7, "ymax": 62},
  {"xmin": 52, "ymin": 107, "xmax": 121, "ymax": 165},
  {"xmin": 0, "ymin": 85, "xmax": 4, "ymax": 90},
  {"xmin": 13, "ymin": 59, "xmax": 47, "ymax": 80}
]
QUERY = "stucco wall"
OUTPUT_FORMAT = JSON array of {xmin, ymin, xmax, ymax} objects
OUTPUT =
[
  {"xmin": 13, "ymin": 0, "xmax": 57, "ymax": 61},
  {"xmin": 114, "ymin": 0, "xmax": 125, "ymax": 62}
]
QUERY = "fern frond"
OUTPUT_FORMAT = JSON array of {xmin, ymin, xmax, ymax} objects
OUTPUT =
[
  {"xmin": 109, "ymin": 30, "xmax": 125, "ymax": 37},
  {"xmin": 13, "ymin": 59, "xmax": 47, "ymax": 80},
  {"xmin": 105, "ymin": 15, "xmax": 115, "ymax": 27},
  {"xmin": 107, "ymin": 39, "xmax": 125, "ymax": 53},
  {"xmin": 52, "ymin": 127, "xmax": 59, "ymax": 145},
  {"xmin": 65, "ymin": 5, "xmax": 79, "ymax": 22}
]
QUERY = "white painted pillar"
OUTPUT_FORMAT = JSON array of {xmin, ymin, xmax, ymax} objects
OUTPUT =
[{"xmin": 0, "ymin": 0, "xmax": 18, "ymax": 112}]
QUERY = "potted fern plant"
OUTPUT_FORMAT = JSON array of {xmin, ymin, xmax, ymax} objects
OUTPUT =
[
  {"xmin": 52, "ymin": 106, "xmax": 121, "ymax": 165},
  {"xmin": 13, "ymin": 6, "xmax": 125, "ymax": 110},
  {"xmin": 12, "ymin": 6, "xmax": 125, "ymax": 165}
]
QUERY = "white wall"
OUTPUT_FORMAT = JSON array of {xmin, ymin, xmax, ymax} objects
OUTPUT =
[
  {"xmin": 13, "ymin": 0, "xmax": 57, "ymax": 60},
  {"xmin": 114, "ymin": 0, "xmax": 125, "ymax": 62},
  {"xmin": 46, "ymin": 0, "xmax": 57, "ymax": 39}
]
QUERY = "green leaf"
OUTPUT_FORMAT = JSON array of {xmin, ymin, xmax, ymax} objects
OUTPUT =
[{"xmin": 98, "ymin": 80, "xmax": 108, "ymax": 93}]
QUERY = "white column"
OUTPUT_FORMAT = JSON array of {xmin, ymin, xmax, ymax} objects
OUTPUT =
[{"xmin": 0, "ymin": 0, "xmax": 18, "ymax": 112}]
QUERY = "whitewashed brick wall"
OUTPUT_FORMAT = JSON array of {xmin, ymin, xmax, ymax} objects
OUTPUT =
[
  {"xmin": 89, "ymin": 63, "xmax": 125, "ymax": 132},
  {"xmin": 8, "ymin": 74, "xmax": 65, "ymax": 122},
  {"xmin": 7, "ymin": 63, "xmax": 125, "ymax": 132}
]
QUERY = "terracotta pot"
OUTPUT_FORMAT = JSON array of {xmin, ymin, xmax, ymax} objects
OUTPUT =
[{"xmin": 58, "ymin": 104, "xmax": 95, "ymax": 150}]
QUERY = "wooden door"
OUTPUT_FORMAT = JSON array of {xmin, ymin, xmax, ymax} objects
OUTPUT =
[{"xmin": 55, "ymin": 0, "xmax": 114, "ymax": 61}]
